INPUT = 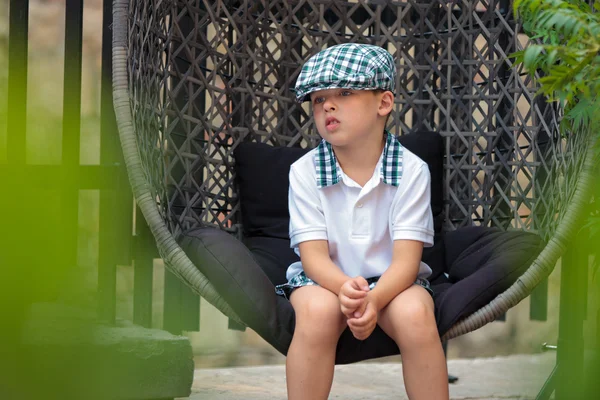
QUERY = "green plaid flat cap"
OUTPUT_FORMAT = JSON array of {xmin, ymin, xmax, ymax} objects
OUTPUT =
[{"xmin": 293, "ymin": 43, "xmax": 396, "ymax": 102}]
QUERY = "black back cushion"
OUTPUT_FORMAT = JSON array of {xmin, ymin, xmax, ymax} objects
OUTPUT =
[{"xmin": 234, "ymin": 144, "xmax": 310, "ymax": 239}]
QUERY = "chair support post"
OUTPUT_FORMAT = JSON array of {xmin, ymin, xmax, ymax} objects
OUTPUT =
[
  {"xmin": 536, "ymin": 230, "xmax": 588, "ymax": 400},
  {"xmin": 554, "ymin": 230, "xmax": 589, "ymax": 399},
  {"xmin": 442, "ymin": 341, "xmax": 459, "ymax": 384}
]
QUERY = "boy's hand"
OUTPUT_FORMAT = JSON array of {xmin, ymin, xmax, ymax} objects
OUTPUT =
[
  {"xmin": 346, "ymin": 293, "xmax": 379, "ymax": 340},
  {"xmin": 338, "ymin": 277, "xmax": 369, "ymax": 318}
]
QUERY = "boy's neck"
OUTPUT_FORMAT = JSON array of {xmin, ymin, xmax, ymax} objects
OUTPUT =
[{"xmin": 332, "ymin": 131, "xmax": 386, "ymax": 186}]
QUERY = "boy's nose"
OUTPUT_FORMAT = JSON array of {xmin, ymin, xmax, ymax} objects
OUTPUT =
[{"xmin": 323, "ymin": 98, "xmax": 336, "ymax": 111}]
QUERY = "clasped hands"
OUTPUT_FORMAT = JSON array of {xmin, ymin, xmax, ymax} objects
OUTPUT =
[{"xmin": 339, "ymin": 277, "xmax": 380, "ymax": 341}]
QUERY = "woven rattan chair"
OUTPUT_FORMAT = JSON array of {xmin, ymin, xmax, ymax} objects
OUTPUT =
[{"xmin": 112, "ymin": 0, "xmax": 596, "ymax": 361}]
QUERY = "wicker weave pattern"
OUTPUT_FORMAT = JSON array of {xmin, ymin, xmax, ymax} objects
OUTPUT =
[
  {"xmin": 116, "ymin": 0, "xmax": 597, "ymax": 340},
  {"xmin": 125, "ymin": 0, "xmax": 585, "ymax": 244}
]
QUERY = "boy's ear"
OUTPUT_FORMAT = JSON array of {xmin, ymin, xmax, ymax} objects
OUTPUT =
[{"xmin": 378, "ymin": 91, "xmax": 394, "ymax": 117}]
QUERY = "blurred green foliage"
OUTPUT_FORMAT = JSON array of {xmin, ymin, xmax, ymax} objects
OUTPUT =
[
  {"xmin": 513, "ymin": 0, "xmax": 600, "ymax": 266},
  {"xmin": 512, "ymin": 1, "xmax": 600, "ymax": 397},
  {"xmin": 513, "ymin": 0, "xmax": 599, "ymax": 121}
]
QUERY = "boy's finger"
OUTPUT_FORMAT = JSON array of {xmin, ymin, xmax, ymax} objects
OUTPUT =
[
  {"xmin": 353, "ymin": 302, "xmax": 366, "ymax": 318},
  {"xmin": 352, "ymin": 276, "xmax": 370, "ymax": 292},
  {"xmin": 351, "ymin": 309, "xmax": 375, "ymax": 326},
  {"xmin": 348, "ymin": 318, "xmax": 369, "ymax": 330},
  {"xmin": 348, "ymin": 317, "xmax": 369, "ymax": 328},
  {"xmin": 352, "ymin": 331, "xmax": 366, "ymax": 341},
  {"xmin": 344, "ymin": 289, "xmax": 367, "ymax": 299},
  {"xmin": 341, "ymin": 284, "xmax": 367, "ymax": 299},
  {"xmin": 350, "ymin": 323, "xmax": 375, "ymax": 340},
  {"xmin": 340, "ymin": 302, "xmax": 358, "ymax": 314},
  {"xmin": 340, "ymin": 297, "xmax": 363, "ymax": 309}
]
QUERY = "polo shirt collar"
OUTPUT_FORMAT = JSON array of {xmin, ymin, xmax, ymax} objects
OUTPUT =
[{"xmin": 314, "ymin": 130, "xmax": 404, "ymax": 188}]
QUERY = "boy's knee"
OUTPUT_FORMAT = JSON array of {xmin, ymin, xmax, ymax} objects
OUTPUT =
[
  {"xmin": 388, "ymin": 299, "xmax": 437, "ymax": 344},
  {"xmin": 296, "ymin": 296, "xmax": 343, "ymax": 326},
  {"xmin": 293, "ymin": 296, "xmax": 345, "ymax": 340}
]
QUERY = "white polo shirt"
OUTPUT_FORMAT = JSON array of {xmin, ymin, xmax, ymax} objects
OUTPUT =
[{"xmin": 286, "ymin": 132, "xmax": 434, "ymax": 281}]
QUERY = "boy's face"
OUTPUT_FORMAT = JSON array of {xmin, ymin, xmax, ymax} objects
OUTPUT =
[{"xmin": 310, "ymin": 88, "xmax": 391, "ymax": 148}]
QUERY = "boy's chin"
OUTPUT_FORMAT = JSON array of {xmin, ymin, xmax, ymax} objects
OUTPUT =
[
  {"xmin": 320, "ymin": 132, "xmax": 360, "ymax": 147},
  {"xmin": 319, "ymin": 135, "xmax": 346, "ymax": 147}
]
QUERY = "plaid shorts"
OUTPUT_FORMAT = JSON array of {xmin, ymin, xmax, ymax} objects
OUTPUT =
[{"xmin": 275, "ymin": 271, "xmax": 433, "ymax": 300}]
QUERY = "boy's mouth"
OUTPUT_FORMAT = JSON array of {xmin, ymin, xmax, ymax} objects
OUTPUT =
[{"xmin": 325, "ymin": 117, "xmax": 340, "ymax": 130}]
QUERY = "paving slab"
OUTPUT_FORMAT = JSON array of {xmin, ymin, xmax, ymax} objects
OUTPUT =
[{"xmin": 183, "ymin": 352, "xmax": 555, "ymax": 399}]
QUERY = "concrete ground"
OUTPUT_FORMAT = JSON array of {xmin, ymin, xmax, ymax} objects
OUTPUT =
[{"xmin": 183, "ymin": 352, "xmax": 555, "ymax": 399}]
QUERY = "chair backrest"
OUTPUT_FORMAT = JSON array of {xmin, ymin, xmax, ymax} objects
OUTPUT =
[{"xmin": 125, "ymin": 0, "xmax": 587, "ymax": 243}]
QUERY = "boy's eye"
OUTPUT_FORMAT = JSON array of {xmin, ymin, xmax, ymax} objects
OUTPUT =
[
  {"xmin": 313, "ymin": 97, "xmax": 325, "ymax": 104},
  {"xmin": 340, "ymin": 90, "xmax": 352, "ymax": 96}
]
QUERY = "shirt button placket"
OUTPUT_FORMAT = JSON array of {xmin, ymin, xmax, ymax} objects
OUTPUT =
[{"xmin": 353, "ymin": 200, "xmax": 368, "ymax": 236}]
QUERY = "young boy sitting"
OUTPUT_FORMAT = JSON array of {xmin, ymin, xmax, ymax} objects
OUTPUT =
[{"xmin": 275, "ymin": 43, "xmax": 450, "ymax": 400}]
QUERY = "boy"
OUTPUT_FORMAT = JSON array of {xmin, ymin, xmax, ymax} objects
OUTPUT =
[{"xmin": 275, "ymin": 43, "xmax": 449, "ymax": 400}]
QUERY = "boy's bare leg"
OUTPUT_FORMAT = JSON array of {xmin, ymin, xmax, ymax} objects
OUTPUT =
[
  {"xmin": 378, "ymin": 285, "xmax": 449, "ymax": 400},
  {"xmin": 287, "ymin": 286, "xmax": 347, "ymax": 400}
]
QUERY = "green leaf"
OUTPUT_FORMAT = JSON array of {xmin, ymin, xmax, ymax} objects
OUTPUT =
[
  {"xmin": 510, "ymin": 50, "xmax": 525, "ymax": 64},
  {"xmin": 524, "ymin": 45, "xmax": 544, "ymax": 70},
  {"xmin": 513, "ymin": 0, "xmax": 600, "ymax": 182},
  {"xmin": 546, "ymin": 49, "xmax": 558, "ymax": 66}
]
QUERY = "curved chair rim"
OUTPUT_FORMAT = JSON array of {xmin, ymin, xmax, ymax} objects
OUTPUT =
[{"xmin": 111, "ymin": 0, "xmax": 597, "ymax": 342}]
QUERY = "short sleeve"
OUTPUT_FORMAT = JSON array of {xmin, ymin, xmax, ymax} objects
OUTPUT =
[
  {"xmin": 288, "ymin": 164, "xmax": 328, "ymax": 248},
  {"xmin": 390, "ymin": 163, "xmax": 434, "ymax": 247}
]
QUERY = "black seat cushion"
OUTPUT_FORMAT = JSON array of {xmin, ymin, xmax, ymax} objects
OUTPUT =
[
  {"xmin": 179, "ymin": 131, "xmax": 544, "ymax": 363},
  {"xmin": 434, "ymin": 226, "xmax": 545, "ymax": 335},
  {"xmin": 180, "ymin": 225, "xmax": 543, "ymax": 364},
  {"xmin": 244, "ymin": 236, "xmax": 299, "ymax": 287},
  {"xmin": 179, "ymin": 228, "xmax": 294, "ymax": 356}
]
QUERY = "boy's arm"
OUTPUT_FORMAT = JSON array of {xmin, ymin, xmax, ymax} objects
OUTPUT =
[
  {"xmin": 298, "ymin": 240, "xmax": 351, "ymax": 296},
  {"xmin": 301, "ymin": 240, "xmax": 370, "ymax": 319},
  {"xmin": 289, "ymin": 164, "xmax": 366, "ymax": 300},
  {"xmin": 289, "ymin": 164, "xmax": 359, "ymax": 297},
  {"xmin": 368, "ymin": 239, "xmax": 423, "ymax": 310},
  {"xmin": 369, "ymin": 161, "xmax": 433, "ymax": 311}
]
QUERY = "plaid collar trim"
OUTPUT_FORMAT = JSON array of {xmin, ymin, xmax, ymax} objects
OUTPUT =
[{"xmin": 314, "ymin": 131, "xmax": 403, "ymax": 188}]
